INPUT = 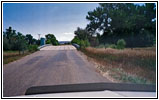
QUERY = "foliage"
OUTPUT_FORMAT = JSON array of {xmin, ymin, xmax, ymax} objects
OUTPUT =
[
  {"xmin": 28, "ymin": 45, "xmax": 38, "ymax": 52},
  {"xmin": 71, "ymin": 28, "xmax": 90, "ymax": 48},
  {"xmin": 71, "ymin": 36, "xmax": 90, "ymax": 47},
  {"xmin": 96, "ymin": 44, "xmax": 105, "ymax": 48},
  {"xmin": 3, "ymin": 27, "xmax": 39, "ymax": 54},
  {"xmin": 3, "ymin": 27, "xmax": 28, "ymax": 52},
  {"xmin": 86, "ymin": 3, "xmax": 156, "ymax": 47},
  {"xmin": 3, "ymin": 37, "xmax": 11, "ymax": 50},
  {"xmin": 117, "ymin": 39, "xmax": 126, "ymax": 49},
  {"xmin": 25, "ymin": 34, "xmax": 33, "ymax": 44},
  {"xmin": 25, "ymin": 34, "xmax": 37, "ymax": 45},
  {"xmin": 71, "ymin": 36, "xmax": 81, "ymax": 45},
  {"xmin": 84, "ymin": 39, "xmax": 90, "ymax": 47},
  {"xmin": 108, "ymin": 44, "xmax": 117, "ymax": 49},
  {"xmin": 80, "ymin": 39, "xmax": 90, "ymax": 47},
  {"xmin": 45, "ymin": 34, "xmax": 59, "ymax": 45}
]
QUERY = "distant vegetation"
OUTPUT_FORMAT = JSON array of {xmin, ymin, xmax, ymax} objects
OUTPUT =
[
  {"xmin": 45, "ymin": 34, "xmax": 59, "ymax": 45},
  {"xmin": 3, "ymin": 27, "xmax": 41, "ymax": 64},
  {"xmin": 3, "ymin": 27, "xmax": 60, "ymax": 64},
  {"xmin": 3, "ymin": 27, "xmax": 39, "ymax": 53},
  {"xmin": 72, "ymin": 3, "xmax": 156, "ymax": 48},
  {"xmin": 71, "ymin": 27, "xmax": 90, "ymax": 47}
]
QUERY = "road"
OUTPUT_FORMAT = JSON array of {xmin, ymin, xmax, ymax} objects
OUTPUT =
[{"xmin": 3, "ymin": 45, "xmax": 110, "ymax": 97}]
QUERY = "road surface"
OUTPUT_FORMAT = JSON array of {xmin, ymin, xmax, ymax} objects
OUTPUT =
[{"xmin": 3, "ymin": 45, "xmax": 110, "ymax": 97}]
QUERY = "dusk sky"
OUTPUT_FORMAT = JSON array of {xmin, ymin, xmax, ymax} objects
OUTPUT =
[{"xmin": 3, "ymin": 3, "xmax": 99, "ymax": 41}]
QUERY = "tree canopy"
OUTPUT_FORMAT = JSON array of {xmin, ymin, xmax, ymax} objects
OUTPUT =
[
  {"xmin": 86, "ymin": 3, "xmax": 156, "ymax": 47},
  {"xmin": 45, "ymin": 34, "xmax": 59, "ymax": 45},
  {"xmin": 3, "ymin": 27, "xmax": 39, "ymax": 53}
]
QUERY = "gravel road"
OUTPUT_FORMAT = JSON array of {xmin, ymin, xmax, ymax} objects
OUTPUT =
[{"xmin": 3, "ymin": 45, "xmax": 110, "ymax": 97}]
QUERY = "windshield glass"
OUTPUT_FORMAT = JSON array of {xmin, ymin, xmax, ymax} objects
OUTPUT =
[{"xmin": 2, "ymin": 2, "xmax": 156, "ymax": 98}]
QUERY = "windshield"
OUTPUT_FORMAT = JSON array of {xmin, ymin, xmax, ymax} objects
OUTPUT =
[{"xmin": 2, "ymin": 2, "xmax": 156, "ymax": 98}]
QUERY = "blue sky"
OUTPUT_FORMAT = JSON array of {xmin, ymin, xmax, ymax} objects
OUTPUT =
[{"xmin": 3, "ymin": 3, "xmax": 99, "ymax": 41}]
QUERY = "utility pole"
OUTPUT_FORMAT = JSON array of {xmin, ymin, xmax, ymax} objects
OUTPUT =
[{"xmin": 38, "ymin": 34, "xmax": 41, "ymax": 40}]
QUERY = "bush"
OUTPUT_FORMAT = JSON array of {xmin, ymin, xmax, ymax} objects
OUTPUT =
[
  {"xmin": 28, "ymin": 45, "xmax": 38, "ymax": 52},
  {"xmin": 97, "ymin": 44, "xmax": 116, "ymax": 49},
  {"xmin": 97, "ymin": 44, "xmax": 108, "ymax": 48},
  {"xmin": 117, "ymin": 39, "xmax": 126, "ymax": 49},
  {"xmin": 3, "ymin": 37, "xmax": 11, "ymax": 50},
  {"xmin": 71, "ymin": 37, "xmax": 81, "ymax": 45},
  {"xmin": 80, "ymin": 40, "xmax": 85, "ymax": 47},
  {"xmin": 97, "ymin": 44, "xmax": 105, "ymax": 48},
  {"xmin": 80, "ymin": 40, "xmax": 90, "ymax": 47},
  {"xmin": 46, "ymin": 39, "xmax": 51, "ymax": 44},
  {"xmin": 71, "ymin": 37, "xmax": 90, "ymax": 48},
  {"xmin": 108, "ymin": 44, "xmax": 117, "ymax": 49},
  {"xmin": 84, "ymin": 39, "xmax": 90, "ymax": 47}
]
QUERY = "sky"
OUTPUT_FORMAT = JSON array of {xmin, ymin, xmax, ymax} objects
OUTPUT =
[{"xmin": 3, "ymin": 3, "xmax": 99, "ymax": 41}]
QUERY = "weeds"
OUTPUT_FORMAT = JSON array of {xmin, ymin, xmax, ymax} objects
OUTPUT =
[
  {"xmin": 3, "ymin": 51, "xmax": 32, "ymax": 64},
  {"xmin": 81, "ymin": 47, "xmax": 156, "ymax": 84}
]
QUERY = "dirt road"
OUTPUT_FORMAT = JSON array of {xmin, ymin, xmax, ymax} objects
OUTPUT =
[{"xmin": 3, "ymin": 45, "xmax": 110, "ymax": 97}]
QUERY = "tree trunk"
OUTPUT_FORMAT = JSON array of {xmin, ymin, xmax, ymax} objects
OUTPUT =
[{"xmin": 22, "ymin": 50, "xmax": 24, "ymax": 55}]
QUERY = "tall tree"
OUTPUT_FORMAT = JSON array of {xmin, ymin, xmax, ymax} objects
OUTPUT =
[
  {"xmin": 74, "ymin": 27, "xmax": 90, "ymax": 40},
  {"xmin": 26, "ymin": 34, "xmax": 33, "ymax": 45},
  {"xmin": 86, "ymin": 3, "xmax": 156, "ymax": 47},
  {"xmin": 17, "ymin": 32, "xmax": 27, "ymax": 54}
]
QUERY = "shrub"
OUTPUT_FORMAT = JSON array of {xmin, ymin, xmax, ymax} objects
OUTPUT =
[
  {"xmin": 97, "ymin": 44, "xmax": 105, "ymax": 48},
  {"xmin": 97, "ymin": 44, "xmax": 109, "ymax": 48},
  {"xmin": 71, "ymin": 37, "xmax": 81, "ymax": 45},
  {"xmin": 80, "ymin": 40, "xmax": 85, "ymax": 47},
  {"xmin": 84, "ymin": 39, "xmax": 90, "ymax": 47},
  {"xmin": 3, "ymin": 37, "xmax": 11, "ymax": 50},
  {"xmin": 80, "ymin": 39, "xmax": 90, "ymax": 47},
  {"xmin": 117, "ymin": 39, "xmax": 126, "ymax": 49},
  {"xmin": 108, "ymin": 44, "xmax": 117, "ymax": 49},
  {"xmin": 72, "ymin": 37, "xmax": 90, "ymax": 48},
  {"xmin": 28, "ymin": 45, "xmax": 38, "ymax": 52},
  {"xmin": 46, "ymin": 39, "xmax": 51, "ymax": 44}
]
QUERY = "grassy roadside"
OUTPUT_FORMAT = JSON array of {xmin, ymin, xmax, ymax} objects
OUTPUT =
[
  {"xmin": 3, "ymin": 51, "xmax": 35, "ymax": 64},
  {"xmin": 81, "ymin": 47, "xmax": 156, "ymax": 84}
]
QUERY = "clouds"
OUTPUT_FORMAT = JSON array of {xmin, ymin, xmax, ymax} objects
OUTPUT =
[
  {"xmin": 63, "ymin": 32, "xmax": 73, "ymax": 35},
  {"xmin": 3, "ymin": 3, "xmax": 99, "ymax": 41},
  {"xmin": 57, "ymin": 32, "xmax": 75, "ymax": 41}
]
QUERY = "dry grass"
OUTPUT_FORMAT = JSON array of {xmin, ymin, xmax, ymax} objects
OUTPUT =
[
  {"xmin": 3, "ymin": 51, "xmax": 32, "ymax": 64},
  {"xmin": 81, "ymin": 47, "xmax": 156, "ymax": 84}
]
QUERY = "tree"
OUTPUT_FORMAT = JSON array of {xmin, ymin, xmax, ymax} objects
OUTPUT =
[
  {"xmin": 71, "ymin": 27, "xmax": 90, "ymax": 47},
  {"xmin": 3, "ymin": 27, "xmax": 28, "ymax": 53},
  {"xmin": 86, "ymin": 3, "xmax": 156, "ymax": 47},
  {"xmin": 17, "ymin": 32, "xmax": 27, "ymax": 54},
  {"xmin": 45, "ymin": 34, "xmax": 59, "ymax": 45},
  {"xmin": 71, "ymin": 36, "xmax": 81, "ymax": 45},
  {"xmin": 74, "ymin": 27, "xmax": 90, "ymax": 40},
  {"xmin": 3, "ymin": 36, "xmax": 11, "ymax": 50},
  {"xmin": 3, "ymin": 27, "xmax": 18, "ymax": 50},
  {"xmin": 25, "ymin": 34, "xmax": 33, "ymax": 45}
]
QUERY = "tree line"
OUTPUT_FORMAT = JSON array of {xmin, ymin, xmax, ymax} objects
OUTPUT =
[
  {"xmin": 72, "ymin": 3, "xmax": 156, "ymax": 48},
  {"xmin": 3, "ymin": 27, "xmax": 39, "ymax": 53},
  {"xmin": 3, "ymin": 26, "xmax": 59, "ymax": 53}
]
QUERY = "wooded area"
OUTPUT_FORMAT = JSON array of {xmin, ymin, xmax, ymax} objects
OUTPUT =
[
  {"xmin": 3, "ymin": 27, "xmax": 59, "ymax": 53},
  {"xmin": 72, "ymin": 3, "xmax": 156, "ymax": 48}
]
